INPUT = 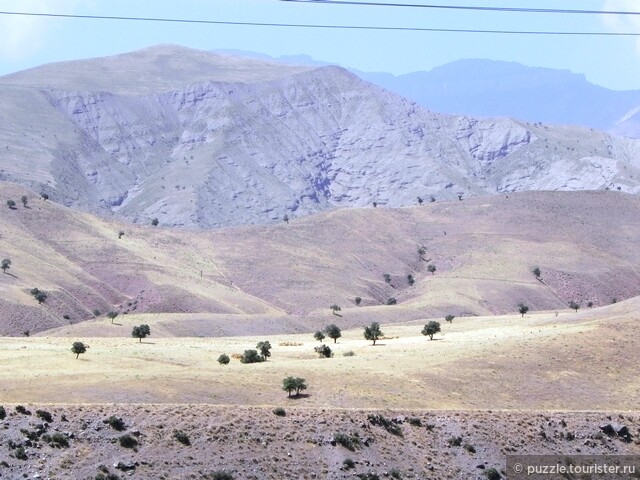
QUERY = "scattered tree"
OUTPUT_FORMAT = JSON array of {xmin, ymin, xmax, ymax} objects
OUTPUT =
[
  {"xmin": 131, "ymin": 324, "xmax": 150, "ymax": 343},
  {"xmin": 34, "ymin": 291, "xmax": 48, "ymax": 304},
  {"xmin": 118, "ymin": 230, "xmax": 125, "ymax": 239},
  {"xmin": 324, "ymin": 324, "xmax": 342, "ymax": 343},
  {"xmin": 611, "ymin": 297, "xmax": 618, "ymax": 304},
  {"xmin": 151, "ymin": 218, "xmax": 159, "ymax": 226},
  {"xmin": 257, "ymin": 340, "xmax": 272, "ymax": 361},
  {"xmin": 20, "ymin": 195, "xmax": 28, "ymax": 207},
  {"xmin": 417, "ymin": 246, "xmax": 427, "ymax": 260},
  {"xmin": 532, "ymin": 267, "xmax": 541, "ymax": 278},
  {"xmin": 283, "ymin": 214, "xmax": 289, "ymax": 223},
  {"xmin": 373, "ymin": 202, "xmax": 377, "ymax": 208},
  {"xmin": 41, "ymin": 192, "xmax": 49, "ymax": 201},
  {"xmin": 107, "ymin": 311, "xmax": 118, "ymax": 324},
  {"xmin": 240, "ymin": 349, "xmax": 263, "ymax": 364},
  {"xmin": 71, "ymin": 341, "xmax": 87, "ymax": 359},
  {"xmin": 92, "ymin": 309, "xmax": 101, "ymax": 317},
  {"xmin": 518, "ymin": 303, "xmax": 529, "ymax": 317},
  {"xmin": 427, "ymin": 264, "xmax": 437, "ymax": 275},
  {"xmin": 364, "ymin": 322, "xmax": 383, "ymax": 346},
  {"xmin": 314, "ymin": 344, "xmax": 333, "ymax": 358},
  {"xmin": 587, "ymin": 301, "xmax": 594, "ymax": 308},
  {"xmin": 458, "ymin": 194, "xmax": 463, "ymax": 201},
  {"xmin": 330, "ymin": 304, "xmax": 341, "ymax": 315},
  {"xmin": 1, "ymin": 258, "xmax": 11, "ymax": 273},
  {"xmin": 445, "ymin": 314, "xmax": 455, "ymax": 323},
  {"xmin": 314, "ymin": 331, "xmax": 326, "ymax": 343},
  {"xmin": 386, "ymin": 297, "xmax": 397, "ymax": 305},
  {"xmin": 282, "ymin": 376, "xmax": 307, "ymax": 397},
  {"xmin": 354, "ymin": 296, "xmax": 362, "ymax": 306},
  {"xmin": 383, "ymin": 273, "xmax": 392, "ymax": 284},
  {"xmin": 407, "ymin": 274, "xmax": 415, "ymax": 286},
  {"xmin": 417, "ymin": 196, "xmax": 423, "ymax": 205},
  {"xmin": 430, "ymin": 196, "xmax": 436, "ymax": 203},
  {"xmin": 569, "ymin": 301, "xmax": 580, "ymax": 312},
  {"xmin": 6, "ymin": 199, "xmax": 16, "ymax": 209},
  {"xmin": 422, "ymin": 321, "xmax": 441, "ymax": 340},
  {"xmin": 217, "ymin": 353, "xmax": 230, "ymax": 365}
]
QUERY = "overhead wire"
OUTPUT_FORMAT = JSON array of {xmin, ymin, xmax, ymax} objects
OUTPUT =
[{"xmin": 0, "ymin": 10, "xmax": 638, "ymax": 36}]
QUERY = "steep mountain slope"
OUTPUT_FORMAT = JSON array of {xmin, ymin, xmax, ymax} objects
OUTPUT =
[
  {"xmin": 358, "ymin": 59, "xmax": 640, "ymax": 132},
  {"xmin": 612, "ymin": 105, "xmax": 640, "ymax": 138},
  {"xmin": 1, "ymin": 183, "xmax": 639, "ymax": 336}
]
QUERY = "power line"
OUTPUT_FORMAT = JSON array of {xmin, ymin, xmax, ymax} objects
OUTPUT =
[
  {"xmin": 0, "ymin": 10, "xmax": 639, "ymax": 36},
  {"xmin": 280, "ymin": 0, "xmax": 640, "ymax": 16}
]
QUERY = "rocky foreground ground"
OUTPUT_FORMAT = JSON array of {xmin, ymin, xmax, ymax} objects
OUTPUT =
[{"xmin": 0, "ymin": 405, "xmax": 638, "ymax": 479}]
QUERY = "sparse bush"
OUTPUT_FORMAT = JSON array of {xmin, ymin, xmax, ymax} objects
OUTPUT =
[
  {"xmin": 42, "ymin": 432, "xmax": 69, "ymax": 448},
  {"xmin": 36, "ymin": 409, "xmax": 53, "ymax": 423},
  {"xmin": 208, "ymin": 471, "xmax": 234, "ymax": 480},
  {"xmin": 383, "ymin": 273, "xmax": 392, "ymax": 284},
  {"xmin": 407, "ymin": 274, "xmax": 415, "ymax": 286},
  {"xmin": 314, "ymin": 330, "xmax": 326, "ymax": 342},
  {"xmin": 355, "ymin": 296, "xmax": 362, "ymax": 306},
  {"xmin": 333, "ymin": 432, "xmax": 361, "ymax": 451},
  {"xmin": 173, "ymin": 429, "xmax": 190, "ymax": 446},
  {"xmin": 364, "ymin": 322, "xmax": 383, "ymax": 345},
  {"xmin": 324, "ymin": 324, "xmax": 342, "ymax": 343},
  {"xmin": 0, "ymin": 406, "xmax": 5, "ymax": 420},
  {"xmin": 95, "ymin": 473, "xmax": 121, "ymax": 480},
  {"xmin": 518, "ymin": 302, "xmax": 529, "ymax": 317},
  {"xmin": 240, "ymin": 349, "xmax": 263, "ymax": 364},
  {"xmin": 118, "ymin": 434, "xmax": 138, "ymax": 449},
  {"xmin": 390, "ymin": 468, "xmax": 403, "ymax": 479},
  {"xmin": 343, "ymin": 458, "xmax": 355, "ymax": 469},
  {"xmin": 445, "ymin": 314, "xmax": 455, "ymax": 323},
  {"xmin": 92, "ymin": 309, "xmax": 101, "ymax": 317},
  {"xmin": 71, "ymin": 341, "xmax": 87, "ymax": 359},
  {"xmin": 357, "ymin": 472, "xmax": 380, "ymax": 480},
  {"xmin": 408, "ymin": 417, "xmax": 422, "ymax": 427},
  {"xmin": 41, "ymin": 192, "xmax": 49, "ymax": 201},
  {"xmin": 30, "ymin": 288, "xmax": 40, "ymax": 295},
  {"xmin": 417, "ymin": 246, "xmax": 427, "ymax": 259},
  {"xmin": 34, "ymin": 291, "xmax": 48, "ymax": 304},
  {"xmin": 6, "ymin": 199, "xmax": 16, "ymax": 209},
  {"xmin": 427, "ymin": 264, "xmax": 437, "ymax": 275},
  {"xmin": 22, "ymin": 330, "xmax": 30, "ymax": 337},
  {"xmin": 447, "ymin": 436, "xmax": 463, "ymax": 447},
  {"xmin": 611, "ymin": 297, "xmax": 618, "ymax": 304},
  {"xmin": 217, "ymin": 354, "xmax": 230, "ymax": 365},
  {"xmin": 484, "ymin": 468, "xmax": 501, "ymax": 480},
  {"xmin": 131, "ymin": 324, "xmax": 151, "ymax": 342},
  {"xmin": 463, "ymin": 443, "xmax": 476, "ymax": 453},
  {"xmin": 314, "ymin": 344, "xmax": 333, "ymax": 358},
  {"xmin": 422, "ymin": 321, "xmax": 441, "ymax": 340},
  {"xmin": 330, "ymin": 304, "xmax": 341, "ymax": 315},
  {"xmin": 343, "ymin": 350, "xmax": 355, "ymax": 357},
  {"xmin": 105, "ymin": 416, "xmax": 126, "ymax": 431},
  {"xmin": 367, "ymin": 413, "xmax": 402, "ymax": 437},
  {"xmin": 15, "ymin": 405, "xmax": 30, "ymax": 415},
  {"xmin": 12, "ymin": 446, "xmax": 27, "ymax": 460},
  {"xmin": 386, "ymin": 297, "xmax": 397, "ymax": 305},
  {"xmin": 63, "ymin": 314, "xmax": 71, "ymax": 320},
  {"xmin": 272, "ymin": 407, "xmax": 286, "ymax": 417}
]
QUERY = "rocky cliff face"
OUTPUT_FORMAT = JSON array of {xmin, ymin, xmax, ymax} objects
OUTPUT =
[{"xmin": 1, "ymin": 46, "xmax": 639, "ymax": 228}]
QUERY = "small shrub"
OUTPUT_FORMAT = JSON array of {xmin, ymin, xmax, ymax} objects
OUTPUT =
[
  {"xmin": 355, "ymin": 296, "xmax": 362, "ymax": 306},
  {"xmin": 36, "ymin": 409, "xmax": 53, "ymax": 423},
  {"xmin": 343, "ymin": 350, "xmax": 356, "ymax": 357},
  {"xmin": 240, "ymin": 349, "xmax": 263, "ymax": 364},
  {"xmin": 447, "ymin": 436, "xmax": 463, "ymax": 447},
  {"xmin": 333, "ymin": 432, "xmax": 361, "ymax": 451},
  {"xmin": 343, "ymin": 458, "xmax": 355, "ymax": 469},
  {"xmin": 6, "ymin": 199, "xmax": 16, "ymax": 209},
  {"xmin": 12, "ymin": 446, "xmax": 27, "ymax": 460},
  {"xmin": 173, "ymin": 430, "xmax": 190, "ymax": 446},
  {"xmin": 383, "ymin": 273, "xmax": 392, "ymax": 284},
  {"xmin": 587, "ymin": 301, "xmax": 594, "ymax": 308},
  {"xmin": 105, "ymin": 416, "xmax": 126, "ymax": 431},
  {"xmin": 151, "ymin": 218, "xmax": 159, "ymax": 226},
  {"xmin": 390, "ymin": 468, "xmax": 403, "ymax": 479},
  {"xmin": 217, "ymin": 354, "xmax": 230, "ymax": 365},
  {"xmin": 34, "ymin": 291, "xmax": 48, "ymax": 304},
  {"xmin": 357, "ymin": 473, "xmax": 380, "ymax": 480},
  {"xmin": 63, "ymin": 314, "xmax": 71, "ymax": 320},
  {"xmin": 209, "ymin": 471, "xmax": 234, "ymax": 480},
  {"xmin": 43, "ymin": 432, "xmax": 69, "ymax": 448},
  {"xmin": 118, "ymin": 434, "xmax": 138, "ymax": 449},
  {"xmin": 15, "ymin": 405, "xmax": 31, "ymax": 415},
  {"xmin": 367, "ymin": 414, "xmax": 402, "ymax": 437},
  {"xmin": 407, "ymin": 417, "xmax": 422, "ymax": 427},
  {"xmin": 92, "ymin": 309, "xmax": 101, "ymax": 317},
  {"xmin": 532, "ymin": 267, "xmax": 541, "ymax": 278},
  {"xmin": 95, "ymin": 473, "xmax": 121, "ymax": 480},
  {"xmin": 386, "ymin": 297, "xmax": 397, "ymax": 305},
  {"xmin": 272, "ymin": 407, "xmax": 286, "ymax": 417},
  {"xmin": 463, "ymin": 443, "xmax": 476, "ymax": 453},
  {"xmin": 484, "ymin": 468, "xmax": 501, "ymax": 480},
  {"xmin": 118, "ymin": 230, "xmax": 125, "ymax": 239},
  {"xmin": 0, "ymin": 406, "xmax": 5, "ymax": 420},
  {"xmin": 407, "ymin": 274, "xmax": 415, "ymax": 286},
  {"xmin": 314, "ymin": 344, "xmax": 333, "ymax": 358},
  {"xmin": 278, "ymin": 341, "xmax": 302, "ymax": 346},
  {"xmin": 445, "ymin": 314, "xmax": 455, "ymax": 323}
]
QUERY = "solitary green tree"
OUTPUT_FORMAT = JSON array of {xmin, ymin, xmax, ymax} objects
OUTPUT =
[
  {"xmin": 407, "ymin": 274, "xmax": 415, "ymax": 286},
  {"xmin": 364, "ymin": 322, "xmax": 383, "ymax": 346},
  {"xmin": 240, "ymin": 349, "xmax": 263, "ymax": 364},
  {"xmin": 569, "ymin": 301, "xmax": 580, "ymax": 312},
  {"xmin": 6, "ymin": 200, "xmax": 16, "ymax": 209},
  {"xmin": 417, "ymin": 196, "xmax": 423, "ymax": 205},
  {"xmin": 445, "ymin": 314, "xmax": 455, "ymax": 323},
  {"xmin": 282, "ymin": 376, "xmax": 307, "ymax": 398},
  {"xmin": 34, "ymin": 291, "xmax": 48, "ymax": 304},
  {"xmin": 257, "ymin": 341, "xmax": 272, "ymax": 361},
  {"xmin": 422, "ymin": 321, "xmax": 441, "ymax": 340},
  {"xmin": 354, "ymin": 296, "xmax": 362, "ymax": 306},
  {"xmin": 71, "ymin": 341, "xmax": 87, "ymax": 359},
  {"xmin": 324, "ymin": 324, "xmax": 342, "ymax": 343},
  {"xmin": 217, "ymin": 354, "xmax": 230, "ymax": 365},
  {"xmin": 330, "ymin": 304, "xmax": 341, "ymax": 315},
  {"xmin": 427, "ymin": 264, "xmax": 437, "ymax": 275},
  {"xmin": 518, "ymin": 303, "xmax": 529, "ymax": 317},
  {"xmin": 532, "ymin": 267, "xmax": 541, "ymax": 278},
  {"xmin": 151, "ymin": 218, "xmax": 159, "ymax": 226},
  {"xmin": 107, "ymin": 311, "xmax": 118, "ymax": 324},
  {"xmin": 314, "ymin": 331, "xmax": 325, "ymax": 343},
  {"xmin": 383, "ymin": 273, "xmax": 392, "ymax": 284},
  {"xmin": 21, "ymin": 195, "xmax": 28, "ymax": 208},
  {"xmin": 1, "ymin": 258, "xmax": 11, "ymax": 273},
  {"xmin": 417, "ymin": 246, "xmax": 427, "ymax": 260},
  {"xmin": 132, "ymin": 324, "xmax": 151, "ymax": 343}
]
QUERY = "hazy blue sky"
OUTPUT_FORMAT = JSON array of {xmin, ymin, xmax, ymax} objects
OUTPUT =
[{"xmin": 0, "ymin": 0, "xmax": 639, "ymax": 90}]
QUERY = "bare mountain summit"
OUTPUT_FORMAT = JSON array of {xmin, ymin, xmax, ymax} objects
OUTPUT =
[{"xmin": 1, "ymin": 45, "xmax": 639, "ymax": 227}]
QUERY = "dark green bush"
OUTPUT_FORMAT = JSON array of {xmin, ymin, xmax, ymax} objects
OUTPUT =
[
  {"xmin": 42, "ymin": 432, "xmax": 69, "ymax": 448},
  {"xmin": 217, "ymin": 354, "xmax": 230, "ymax": 365},
  {"xmin": 447, "ymin": 436, "xmax": 463, "ymax": 447},
  {"xmin": 240, "ymin": 349, "xmax": 263, "ymax": 364},
  {"xmin": 343, "ymin": 458, "xmax": 355, "ymax": 469},
  {"xmin": 333, "ymin": 432, "xmax": 361, "ymax": 451},
  {"xmin": 13, "ymin": 446, "xmax": 28, "ymax": 460},
  {"xmin": 105, "ymin": 416, "xmax": 126, "ymax": 431},
  {"xmin": 0, "ymin": 406, "xmax": 5, "ymax": 420},
  {"xmin": 208, "ymin": 471, "xmax": 234, "ymax": 480},
  {"xmin": 173, "ymin": 430, "xmax": 190, "ymax": 446},
  {"xmin": 15, "ymin": 405, "xmax": 30, "ymax": 415},
  {"xmin": 118, "ymin": 434, "xmax": 138, "ymax": 449},
  {"xmin": 36, "ymin": 409, "xmax": 53, "ymax": 423},
  {"xmin": 484, "ymin": 468, "xmax": 502, "ymax": 480},
  {"xmin": 408, "ymin": 417, "xmax": 422, "ymax": 427},
  {"xmin": 272, "ymin": 407, "xmax": 286, "ymax": 417},
  {"xmin": 367, "ymin": 414, "xmax": 402, "ymax": 437}
]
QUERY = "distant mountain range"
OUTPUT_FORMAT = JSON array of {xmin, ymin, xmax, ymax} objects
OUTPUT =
[
  {"xmin": 0, "ymin": 45, "xmax": 639, "ymax": 229},
  {"xmin": 228, "ymin": 50, "xmax": 640, "ymax": 138}
]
